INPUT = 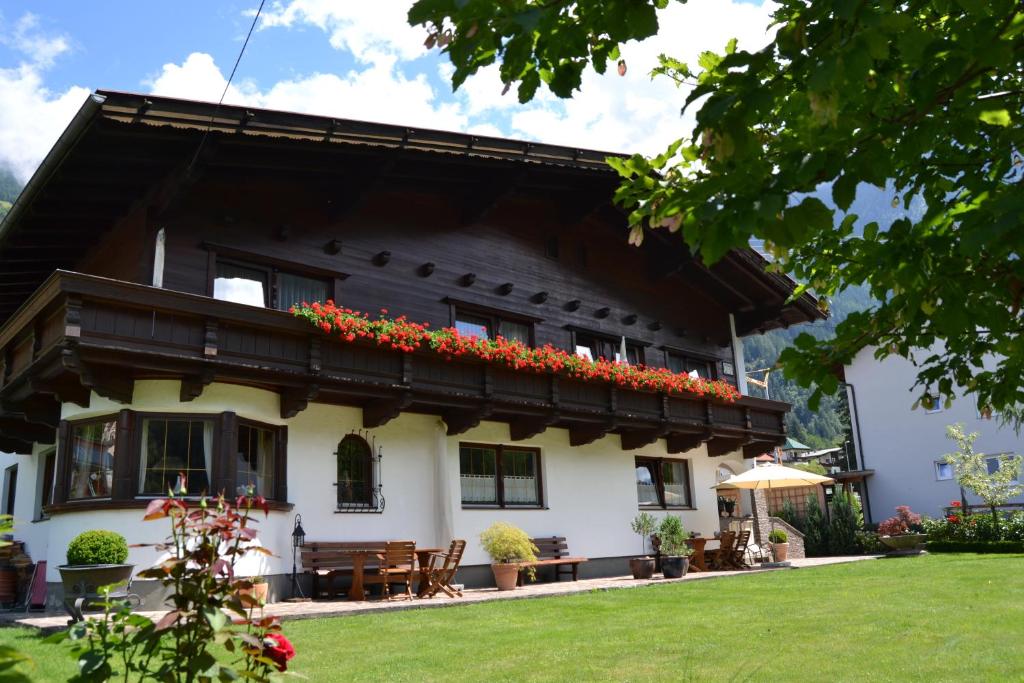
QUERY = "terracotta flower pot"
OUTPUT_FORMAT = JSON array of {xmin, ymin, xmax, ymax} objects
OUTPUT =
[
  {"xmin": 240, "ymin": 581, "xmax": 270, "ymax": 604},
  {"xmin": 771, "ymin": 542, "xmax": 789, "ymax": 562},
  {"xmin": 491, "ymin": 563, "xmax": 520, "ymax": 591},
  {"xmin": 661, "ymin": 556, "xmax": 689, "ymax": 579},
  {"xmin": 629, "ymin": 557, "xmax": 655, "ymax": 580}
]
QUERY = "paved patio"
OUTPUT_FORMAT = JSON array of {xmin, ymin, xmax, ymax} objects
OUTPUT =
[{"xmin": 3, "ymin": 555, "xmax": 879, "ymax": 632}]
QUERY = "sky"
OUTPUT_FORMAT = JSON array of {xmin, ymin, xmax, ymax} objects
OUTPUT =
[{"xmin": 0, "ymin": 0, "xmax": 781, "ymax": 185}]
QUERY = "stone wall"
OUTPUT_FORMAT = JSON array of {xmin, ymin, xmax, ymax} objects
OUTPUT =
[{"xmin": 750, "ymin": 490, "xmax": 806, "ymax": 559}]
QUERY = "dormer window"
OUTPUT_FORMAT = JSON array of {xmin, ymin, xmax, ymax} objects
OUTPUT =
[
  {"xmin": 214, "ymin": 259, "xmax": 329, "ymax": 311},
  {"xmin": 667, "ymin": 353, "xmax": 716, "ymax": 379},
  {"xmin": 572, "ymin": 331, "xmax": 642, "ymax": 364},
  {"xmin": 452, "ymin": 307, "xmax": 533, "ymax": 345}
]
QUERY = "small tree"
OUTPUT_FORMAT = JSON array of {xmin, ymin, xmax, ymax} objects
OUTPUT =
[
  {"xmin": 944, "ymin": 424, "xmax": 1024, "ymax": 539},
  {"xmin": 803, "ymin": 495, "xmax": 829, "ymax": 557},
  {"xmin": 828, "ymin": 491, "xmax": 860, "ymax": 555},
  {"xmin": 630, "ymin": 512, "xmax": 656, "ymax": 556}
]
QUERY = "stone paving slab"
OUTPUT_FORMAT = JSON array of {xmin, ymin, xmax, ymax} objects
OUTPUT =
[{"xmin": 2, "ymin": 555, "xmax": 880, "ymax": 632}]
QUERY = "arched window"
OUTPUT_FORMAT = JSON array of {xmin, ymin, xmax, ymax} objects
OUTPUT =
[{"xmin": 336, "ymin": 434, "xmax": 373, "ymax": 509}]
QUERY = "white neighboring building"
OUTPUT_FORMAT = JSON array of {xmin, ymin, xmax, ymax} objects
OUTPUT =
[{"xmin": 844, "ymin": 347, "xmax": 1024, "ymax": 523}]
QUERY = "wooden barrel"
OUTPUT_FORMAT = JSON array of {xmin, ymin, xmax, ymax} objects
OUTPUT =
[{"xmin": 0, "ymin": 567, "xmax": 17, "ymax": 604}]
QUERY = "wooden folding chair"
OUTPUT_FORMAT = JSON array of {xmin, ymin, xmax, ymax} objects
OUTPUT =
[
  {"xmin": 378, "ymin": 541, "xmax": 416, "ymax": 601},
  {"xmin": 730, "ymin": 529, "xmax": 752, "ymax": 569},
  {"xmin": 707, "ymin": 531, "xmax": 737, "ymax": 571},
  {"xmin": 423, "ymin": 539, "xmax": 467, "ymax": 599}
]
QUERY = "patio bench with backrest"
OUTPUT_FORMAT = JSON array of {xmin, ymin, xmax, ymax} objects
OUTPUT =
[
  {"xmin": 517, "ymin": 536, "xmax": 588, "ymax": 585},
  {"xmin": 301, "ymin": 541, "xmax": 390, "ymax": 599}
]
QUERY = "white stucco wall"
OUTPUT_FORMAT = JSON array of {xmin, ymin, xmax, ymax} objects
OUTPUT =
[
  {"xmin": 21, "ymin": 379, "xmax": 749, "ymax": 582},
  {"xmin": 846, "ymin": 348, "xmax": 1024, "ymax": 522}
]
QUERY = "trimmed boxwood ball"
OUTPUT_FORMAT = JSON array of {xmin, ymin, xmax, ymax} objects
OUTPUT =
[{"xmin": 67, "ymin": 530, "xmax": 129, "ymax": 566}]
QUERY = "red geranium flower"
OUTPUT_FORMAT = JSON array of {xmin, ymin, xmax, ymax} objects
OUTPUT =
[{"xmin": 262, "ymin": 633, "xmax": 295, "ymax": 671}]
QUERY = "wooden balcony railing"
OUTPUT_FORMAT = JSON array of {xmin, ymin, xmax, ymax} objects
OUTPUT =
[{"xmin": 0, "ymin": 271, "xmax": 790, "ymax": 456}]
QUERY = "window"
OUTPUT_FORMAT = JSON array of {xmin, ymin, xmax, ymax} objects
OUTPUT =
[
  {"xmin": 453, "ymin": 307, "xmax": 534, "ymax": 345},
  {"xmin": 36, "ymin": 450, "xmax": 55, "ymax": 519},
  {"xmin": 935, "ymin": 461, "xmax": 954, "ymax": 481},
  {"xmin": 213, "ymin": 259, "xmax": 329, "ymax": 311},
  {"xmin": 667, "ymin": 353, "xmax": 716, "ymax": 379},
  {"xmin": 924, "ymin": 395, "xmax": 942, "ymax": 414},
  {"xmin": 986, "ymin": 454, "xmax": 1020, "ymax": 484},
  {"xmin": 68, "ymin": 419, "xmax": 117, "ymax": 500},
  {"xmin": 635, "ymin": 457, "xmax": 692, "ymax": 508},
  {"xmin": 139, "ymin": 417, "xmax": 214, "ymax": 496},
  {"xmin": 2, "ymin": 465, "xmax": 16, "ymax": 517},
  {"xmin": 56, "ymin": 413, "xmax": 288, "ymax": 508},
  {"xmin": 459, "ymin": 444, "xmax": 542, "ymax": 507},
  {"xmin": 336, "ymin": 434, "xmax": 379, "ymax": 510},
  {"xmin": 235, "ymin": 423, "xmax": 276, "ymax": 497},
  {"xmin": 574, "ymin": 332, "xmax": 642, "ymax": 364}
]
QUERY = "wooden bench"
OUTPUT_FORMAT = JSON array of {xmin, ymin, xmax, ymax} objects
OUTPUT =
[
  {"xmin": 301, "ymin": 541, "xmax": 389, "ymax": 599},
  {"xmin": 517, "ymin": 536, "xmax": 588, "ymax": 585}
]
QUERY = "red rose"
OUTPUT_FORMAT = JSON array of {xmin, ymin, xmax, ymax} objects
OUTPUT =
[{"xmin": 262, "ymin": 633, "xmax": 295, "ymax": 671}]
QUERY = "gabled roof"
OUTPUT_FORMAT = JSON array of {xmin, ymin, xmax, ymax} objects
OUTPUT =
[{"xmin": 0, "ymin": 90, "xmax": 824, "ymax": 330}]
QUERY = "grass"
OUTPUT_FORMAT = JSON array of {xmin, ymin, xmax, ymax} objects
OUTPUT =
[{"xmin": 3, "ymin": 554, "xmax": 1023, "ymax": 682}]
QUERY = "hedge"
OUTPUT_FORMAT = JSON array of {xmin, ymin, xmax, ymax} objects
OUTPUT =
[{"xmin": 925, "ymin": 540, "xmax": 1024, "ymax": 554}]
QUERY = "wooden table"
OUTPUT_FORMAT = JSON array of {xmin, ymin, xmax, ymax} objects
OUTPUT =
[
  {"xmin": 685, "ymin": 537, "xmax": 708, "ymax": 572},
  {"xmin": 343, "ymin": 547, "xmax": 442, "ymax": 601},
  {"xmin": 414, "ymin": 548, "xmax": 442, "ymax": 598}
]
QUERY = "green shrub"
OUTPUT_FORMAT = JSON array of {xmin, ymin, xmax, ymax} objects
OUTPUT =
[
  {"xmin": 778, "ymin": 499, "xmax": 803, "ymax": 532},
  {"xmin": 855, "ymin": 530, "xmax": 884, "ymax": 554},
  {"xmin": 925, "ymin": 540, "xmax": 1024, "ymax": 554},
  {"xmin": 66, "ymin": 530, "xmax": 129, "ymax": 566},
  {"xmin": 768, "ymin": 529, "xmax": 788, "ymax": 544},
  {"xmin": 828, "ymin": 491, "xmax": 861, "ymax": 555},
  {"xmin": 803, "ymin": 495, "xmax": 829, "ymax": 557},
  {"xmin": 656, "ymin": 515, "xmax": 693, "ymax": 557},
  {"xmin": 479, "ymin": 523, "xmax": 538, "ymax": 565}
]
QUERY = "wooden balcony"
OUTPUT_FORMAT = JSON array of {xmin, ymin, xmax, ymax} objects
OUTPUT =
[{"xmin": 0, "ymin": 271, "xmax": 790, "ymax": 456}]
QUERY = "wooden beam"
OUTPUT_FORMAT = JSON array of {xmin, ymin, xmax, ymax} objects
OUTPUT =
[
  {"xmin": 0, "ymin": 415, "xmax": 56, "ymax": 444},
  {"xmin": 666, "ymin": 431, "xmax": 711, "ymax": 454},
  {"xmin": 569, "ymin": 420, "xmax": 617, "ymax": 447},
  {"xmin": 0, "ymin": 436, "xmax": 32, "ymax": 454},
  {"xmin": 77, "ymin": 364, "xmax": 134, "ymax": 405},
  {"xmin": 280, "ymin": 384, "xmax": 319, "ymax": 419},
  {"xmin": 444, "ymin": 404, "xmax": 493, "ymax": 436},
  {"xmin": 362, "ymin": 392, "xmax": 412, "ymax": 429},
  {"xmin": 509, "ymin": 413, "xmax": 559, "ymax": 441},
  {"xmin": 179, "ymin": 369, "xmax": 216, "ymax": 402},
  {"xmin": 1, "ymin": 397, "xmax": 60, "ymax": 429},
  {"xmin": 620, "ymin": 424, "xmax": 669, "ymax": 451},
  {"xmin": 707, "ymin": 436, "xmax": 745, "ymax": 458}
]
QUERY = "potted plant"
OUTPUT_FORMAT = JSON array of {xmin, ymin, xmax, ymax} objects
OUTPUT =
[
  {"xmin": 629, "ymin": 512, "xmax": 657, "ymax": 579},
  {"xmin": 59, "ymin": 530, "xmax": 133, "ymax": 616},
  {"xmin": 768, "ymin": 529, "xmax": 789, "ymax": 562},
  {"xmin": 657, "ymin": 515, "xmax": 693, "ymax": 578},
  {"xmin": 877, "ymin": 505, "xmax": 928, "ymax": 554},
  {"xmin": 480, "ymin": 522, "xmax": 538, "ymax": 591},
  {"xmin": 239, "ymin": 575, "xmax": 269, "ymax": 604}
]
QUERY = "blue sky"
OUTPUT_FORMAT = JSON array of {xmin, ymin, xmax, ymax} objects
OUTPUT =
[{"xmin": 0, "ymin": 0, "xmax": 779, "ymax": 183}]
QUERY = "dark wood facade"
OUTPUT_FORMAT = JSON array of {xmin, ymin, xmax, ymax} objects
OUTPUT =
[{"xmin": 0, "ymin": 91, "xmax": 823, "ymax": 458}]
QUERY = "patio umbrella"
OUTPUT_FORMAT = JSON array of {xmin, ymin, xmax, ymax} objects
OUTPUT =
[{"xmin": 716, "ymin": 463, "xmax": 834, "ymax": 564}]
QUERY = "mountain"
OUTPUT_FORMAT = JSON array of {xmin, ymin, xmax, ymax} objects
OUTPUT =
[
  {"xmin": 743, "ymin": 181, "xmax": 916, "ymax": 449},
  {"xmin": 0, "ymin": 167, "xmax": 20, "ymax": 222}
]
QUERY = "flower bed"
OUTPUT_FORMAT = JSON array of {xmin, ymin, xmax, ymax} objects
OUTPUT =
[{"xmin": 291, "ymin": 301, "xmax": 741, "ymax": 402}]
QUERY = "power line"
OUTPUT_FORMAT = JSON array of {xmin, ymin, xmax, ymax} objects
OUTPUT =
[{"xmin": 186, "ymin": 0, "xmax": 267, "ymax": 176}]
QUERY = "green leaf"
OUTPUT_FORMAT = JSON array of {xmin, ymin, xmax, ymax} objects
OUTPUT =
[
  {"xmin": 832, "ymin": 174, "xmax": 857, "ymax": 212},
  {"xmin": 978, "ymin": 109, "xmax": 1011, "ymax": 126}
]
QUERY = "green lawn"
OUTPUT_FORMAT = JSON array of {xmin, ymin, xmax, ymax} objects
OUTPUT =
[{"xmin": 4, "ymin": 554, "xmax": 1023, "ymax": 682}]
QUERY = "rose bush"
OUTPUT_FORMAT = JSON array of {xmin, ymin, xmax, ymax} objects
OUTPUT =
[{"xmin": 292, "ymin": 301, "xmax": 741, "ymax": 402}]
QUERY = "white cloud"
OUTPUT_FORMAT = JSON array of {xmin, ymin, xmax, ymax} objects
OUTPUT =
[
  {"xmin": 0, "ymin": 13, "xmax": 89, "ymax": 183},
  {"xmin": 148, "ymin": 52, "xmax": 468, "ymax": 131},
  {"xmin": 498, "ymin": 0, "xmax": 780, "ymax": 154},
  {"xmin": 257, "ymin": 1, "xmax": 427, "ymax": 64}
]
